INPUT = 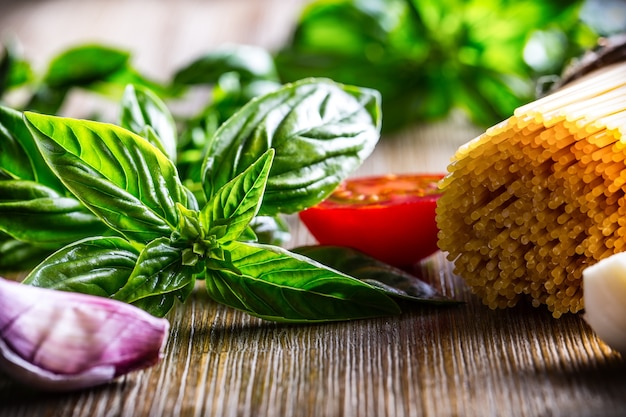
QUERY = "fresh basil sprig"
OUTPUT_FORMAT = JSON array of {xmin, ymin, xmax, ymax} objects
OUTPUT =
[{"xmin": 21, "ymin": 78, "xmax": 402, "ymax": 322}]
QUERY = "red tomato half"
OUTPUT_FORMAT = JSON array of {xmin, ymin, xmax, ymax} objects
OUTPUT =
[{"xmin": 299, "ymin": 173, "xmax": 445, "ymax": 268}]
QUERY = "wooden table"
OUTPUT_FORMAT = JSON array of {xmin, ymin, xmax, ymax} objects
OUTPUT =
[{"xmin": 1, "ymin": 2, "xmax": 625, "ymax": 416}]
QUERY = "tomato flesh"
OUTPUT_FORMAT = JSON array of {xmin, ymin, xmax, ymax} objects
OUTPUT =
[{"xmin": 298, "ymin": 173, "xmax": 445, "ymax": 268}]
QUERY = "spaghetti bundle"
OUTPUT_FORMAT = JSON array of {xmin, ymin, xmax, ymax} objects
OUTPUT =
[{"xmin": 436, "ymin": 61, "xmax": 626, "ymax": 318}]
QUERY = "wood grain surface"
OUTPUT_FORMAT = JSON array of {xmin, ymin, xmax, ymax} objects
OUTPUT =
[{"xmin": 1, "ymin": 2, "xmax": 625, "ymax": 416}]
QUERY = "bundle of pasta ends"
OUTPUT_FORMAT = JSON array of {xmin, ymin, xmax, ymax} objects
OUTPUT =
[{"xmin": 436, "ymin": 60, "xmax": 626, "ymax": 318}]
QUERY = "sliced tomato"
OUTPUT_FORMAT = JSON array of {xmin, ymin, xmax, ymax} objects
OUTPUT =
[{"xmin": 298, "ymin": 173, "xmax": 445, "ymax": 268}]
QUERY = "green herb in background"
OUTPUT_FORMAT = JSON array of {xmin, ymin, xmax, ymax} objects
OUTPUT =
[
  {"xmin": 6, "ymin": 43, "xmax": 175, "ymax": 116},
  {"xmin": 0, "ymin": 1, "xmax": 611, "ymax": 135},
  {"xmin": 275, "ymin": 0, "xmax": 600, "ymax": 131},
  {"xmin": 0, "ymin": 39, "xmax": 33, "ymax": 97}
]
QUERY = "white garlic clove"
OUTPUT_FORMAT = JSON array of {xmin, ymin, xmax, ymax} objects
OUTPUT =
[{"xmin": 582, "ymin": 253, "xmax": 626, "ymax": 354}]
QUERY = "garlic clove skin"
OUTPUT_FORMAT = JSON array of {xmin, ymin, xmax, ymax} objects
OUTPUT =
[
  {"xmin": 0, "ymin": 277, "xmax": 170, "ymax": 391},
  {"xmin": 0, "ymin": 337, "xmax": 117, "ymax": 391},
  {"xmin": 582, "ymin": 253, "xmax": 626, "ymax": 354}
]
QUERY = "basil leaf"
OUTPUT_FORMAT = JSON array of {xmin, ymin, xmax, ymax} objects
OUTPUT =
[
  {"xmin": 24, "ymin": 112, "xmax": 189, "ymax": 243},
  {"xmin": 0, "ymin": 106, "xmax": 63, "ymax": 189},
  {"xmin": 208, "ymin": 73, "xmax": 282, "ymax": 128},
  {"xmin": 113, "ymin": 237, "xmax": 194, "ymax": 304},
  {"xmin": 0, "ymin": 44, "xmax": 8, "ymax": 93},
  {"xmin": 173, "ymin": 44, "xmax": 279, "ymax": 85},
  {"xmin": 130, "ymin": 293, "xmax": 176, "ymax": 318},
  {"xmin": 0, "ymin": 109, "xmax": 35, "ymax": 181},
  {"xmin": 292, "ymin": 245, "xmax": 459, "ymax": 305},
  {"xmin": 201, "ymin": 78, "xmax": 381, "ymax": 215},
  {"xmin": 23, "ymin": 236, "xmax": 139, "ymax": 297},
  {"xmin": 204, "ymin": 241, "xmax": 400, "ymax": 322},
  {"xmin": 0, "ymin": 234, "xmax": 52, "ymax": 271},
  {"xmin": 131, "ymin": 294, "xmax": 176, "ymax": 317},
  {"xmin": 201, "ymin": 149, "xmax": 274, "ymax": 242},
  {"xmin": 25, "ymin": 86, "xmax": 69, "ymax": 116},
  {"xmin": 0, "ymin": 180, "xmax": 108, "ymax": 247},
  {"xmin": 43, "ymin": 44, "xmax": 130, "ymax": 89},
  {"xmin": 127, "ymin": 276, "xmax": 195, "ymax": 317},
  {"xmin": 248, "ymin": 215, "xmax": 291, "ymax": 245},
  {"xmin": 24, "ymin": 44, "xmax": 131, "ymax": 114},
  {"xmin": 120, "ymin": 84, "xmax": 178, "ymax": 162},
  {"xmin": 1, "ymin": 40, "xmax": 33, "ymax": 94},
  {"xmin": 24, "ymin": 236, "xmax": 193, "ymax": 318}
]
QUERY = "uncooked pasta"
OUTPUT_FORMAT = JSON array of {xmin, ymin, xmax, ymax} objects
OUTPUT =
[{"xmin": 436, "ymin": 61, "xmax": 626, "ymax": 318}]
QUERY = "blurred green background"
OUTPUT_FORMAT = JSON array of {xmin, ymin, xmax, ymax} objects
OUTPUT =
[{"xmin": 1, "ymin": 0, "xmax": 624, "ymax": 133}]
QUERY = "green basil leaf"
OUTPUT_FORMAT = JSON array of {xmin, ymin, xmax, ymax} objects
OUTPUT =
[
  {"xmin": 131, "ymin": 293, "xmax": 176, "ymax": 317},
  {"xmin": 130, "ymin": 293, "xmax": 176, "ymax": 318},
  {"xmin": 113, "ymin": 237, "xmax": 194, "ymax": 304},
  {"xmin": 23, "ymin": 44, "xmax": 131, "ymax": 114},
  {"xmin": 25, "ymin": 85, "xmax": 69, "ymax": 116},
  {"xmin": 0, "ymin": 44, "xmax": 9, "ymax": 93},
  {"xmin": 201, "ymin": 149, "xmax": 274, "ymax": 242},
  {"xmin": 43, "ymin": 44, "xmax": 130, "ymax": 89},
  {"xmin": 120, "ymin": 84, "xmax": 178, "ymax": 162},
  {"xmin": 0, "ymin": 234, "xmax": 52, "ymax": 271},
  {"xmin": 201, "ymin": 78, "xmax": 381, "ymax": 215},
  {"xmin": 24, "ymin": 235, "xmax": 192, "ymax": 318},
  {"xmin": 129, "ymin": 277, "xmax": 196, "ymax": 317},
  {"xmin": 292, "ymin": 245, "xmax": 459, "ymax": 305},
  {"xmin": 24, "ymin": 112, "xmax": 189, "ymax": 243},
  {"xmin": 248, "ymin": 215, "xmax": 291, "ymax": 245},
  {"xmin": 0, "ymin": 41, "xmax": 33, "ymax": 95},
  {"xmin": 0, "ymin": 106, "xmax": 63, "ymax": 189},
  {"xmin": 208, "ymin": 74, "xmax": 283, "ymax": 126},
  {"xmin": 0, "ymin": 108, "xmax": 34, "ymax": 181},
  {"xmin": 173, "ymin": 44, "xmax": 279, "ymax": 85},
  {"xmin": 204, "ymin": 241, "xmax": 400, "ymax": 322},
  {"xmin": 23, "ymin": 236, "xmax": 139, "ymax": 297},
  {"xmin": 0, "ymin": 180, "xmax": 108, "ymax": 247},
  {"xmin": 101, "ymin": 66, "xmax": 178, "ymax": 101}
]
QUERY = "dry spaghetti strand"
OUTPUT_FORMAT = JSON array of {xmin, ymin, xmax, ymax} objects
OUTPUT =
[{"xmin": 436, "ymin": 61, "xmax": 626, "ymax": 318}]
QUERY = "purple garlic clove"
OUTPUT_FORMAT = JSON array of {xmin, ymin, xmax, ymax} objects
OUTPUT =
[{"xmin": 0, "ymin": 277, "xmax": 169, "ymax": 391}]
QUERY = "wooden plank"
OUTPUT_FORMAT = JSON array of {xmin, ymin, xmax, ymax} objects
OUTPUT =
[{"xmin": 2, "ymin": 254, "xmax": 625, "ymax": 416}]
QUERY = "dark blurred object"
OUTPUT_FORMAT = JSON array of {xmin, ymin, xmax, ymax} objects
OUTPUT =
[{"xmin": 557, "ymin": 33, "xmax": 626, "ymax": 89}]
